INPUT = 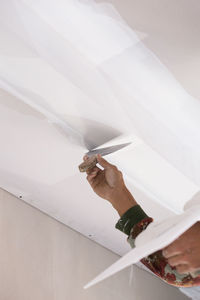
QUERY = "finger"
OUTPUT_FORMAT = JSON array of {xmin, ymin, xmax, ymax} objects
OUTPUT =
[
  {"xmin": 87, "ymin": 174, "xmax": 95, "ymax": 184},
  {"xmin": 87, "ymin": 176, "xmax": 100, "ymax": 190},
  {"xmin": 86, "ymin": 166, "xmax": 101, "ymax": 175},
  {"xmin": 83, "ymin": 155, "xmax": 101, "ymax": 175},
  {"xmin": 87, "ymin": 172, "xmax": 99, "ymax": 182},
  {"xmin": 96, "ymin": 154, "xmax": 115, "ymax": 169},
  {"xmin": 176, "ymin": 264, "xmax": 190, "ymax": 274},
  {"xmin": 90, "ymin": 168, "xmax": 99, "ymax": 174},
  {"xmin": 162, "ymin": 243, "xmax": 182, "ymax": 258},
  {"xmin": 83, "ymin": 155, "xmax": 89, "ymax": 161},
  {"xmin": 87, "ymin": 172, "xmax": 98, "ymax": 180},
  {"xmin": 168, "ymin": 254, "xmax": 188, "ymax": 267}
]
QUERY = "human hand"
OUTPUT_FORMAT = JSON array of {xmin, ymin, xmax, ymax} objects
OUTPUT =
[
  {"xmin": 83, "ymin": 154, "xmax": 137, "ymax": 216},
  {"xmin": 162, "ymin": 222, "xmax": 200, "ymax": 275},
  {"xmin": 83, "ymin": 154, "xmax": 126, "ymax": 202}
]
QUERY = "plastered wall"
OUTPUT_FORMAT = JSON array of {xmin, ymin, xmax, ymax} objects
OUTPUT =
[{"xmin": 0, "ymin": 189, "xmax": 188, "ymax": 300}]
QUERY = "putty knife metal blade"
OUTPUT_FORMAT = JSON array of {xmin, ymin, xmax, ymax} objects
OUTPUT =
[
  {"xmin": 86, "ymin": 142, "xmax": 132, "ymax": 157},
  {"xmin": 79, "ymin": 142, "xmax": 132, "ymax": 172}
]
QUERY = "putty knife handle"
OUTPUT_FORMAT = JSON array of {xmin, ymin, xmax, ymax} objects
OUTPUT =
[{"xmin": 79, "ymin": 155, "xmax": 98, "ymax": 173}]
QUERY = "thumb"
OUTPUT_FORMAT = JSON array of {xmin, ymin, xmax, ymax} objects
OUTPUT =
[{"xmin": 96, "ymin": 154, "xmax": 112, "ymax": 169}]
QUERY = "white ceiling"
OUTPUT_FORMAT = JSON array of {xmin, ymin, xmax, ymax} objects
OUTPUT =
[
  {"xmin": 0, "ymin": 0, "xmax": 200, "ymax": 256},
  {"xmin": 99, "ymin": 0, "xmax": 200, "ymax": 99}
]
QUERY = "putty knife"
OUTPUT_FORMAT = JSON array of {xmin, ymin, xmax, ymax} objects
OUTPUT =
[{"xmin": 79, "ymin": 142, "xmax": 131, "ymax": 172}]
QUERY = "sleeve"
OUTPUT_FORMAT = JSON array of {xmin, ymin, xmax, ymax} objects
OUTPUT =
[{"xmin": 115, "ymin": 205, "xmax": 198, "ymax": 287}]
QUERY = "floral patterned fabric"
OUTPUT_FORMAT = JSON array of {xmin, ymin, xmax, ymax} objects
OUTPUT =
[{"xmin": 115, "ymin": 205, "xmax": 200, "ymax": 287}]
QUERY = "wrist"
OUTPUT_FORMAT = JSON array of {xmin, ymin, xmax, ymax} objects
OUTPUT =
[{"xmin": 109, "ymin": 186, "xmax": 137, "ymax": 217}]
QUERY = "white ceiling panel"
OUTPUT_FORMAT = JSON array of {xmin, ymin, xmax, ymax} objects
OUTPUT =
[{"xmin": 0, "ymin": 0, "xmax": 200, "ymax": 256}]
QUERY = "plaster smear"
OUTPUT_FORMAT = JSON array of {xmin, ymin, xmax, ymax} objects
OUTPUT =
[{"xmin": 0, "ymin": 0, "xmax": 200, "ymax": 212}]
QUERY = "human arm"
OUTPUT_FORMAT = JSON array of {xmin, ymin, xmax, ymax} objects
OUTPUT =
[{"xmin": 84, "ymin": 155, "xmax": 200, "ymax": 287}]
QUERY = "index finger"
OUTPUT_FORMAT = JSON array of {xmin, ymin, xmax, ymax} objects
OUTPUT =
[
  {"xmin": 83, "ymin": 155, "xmax": 89, "ymax": 161},
  {"xmin": 82, "ymin": 155, "xmax": 101, "ymax": 175}
]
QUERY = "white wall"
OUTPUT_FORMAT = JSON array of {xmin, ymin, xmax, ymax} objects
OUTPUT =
[{"xmin": 0, "ymin": 189, "xmax": 188, "ymax": 300}]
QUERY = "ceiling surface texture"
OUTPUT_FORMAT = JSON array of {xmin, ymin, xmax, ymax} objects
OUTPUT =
[{"xmin": 0, "ymin": 0, "xmax": 200, "ymax": 256}]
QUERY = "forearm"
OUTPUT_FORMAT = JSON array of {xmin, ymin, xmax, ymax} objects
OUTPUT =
[{"xmin": 109, "ymin": 185, "xmax": 138, "ymax": 217}]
